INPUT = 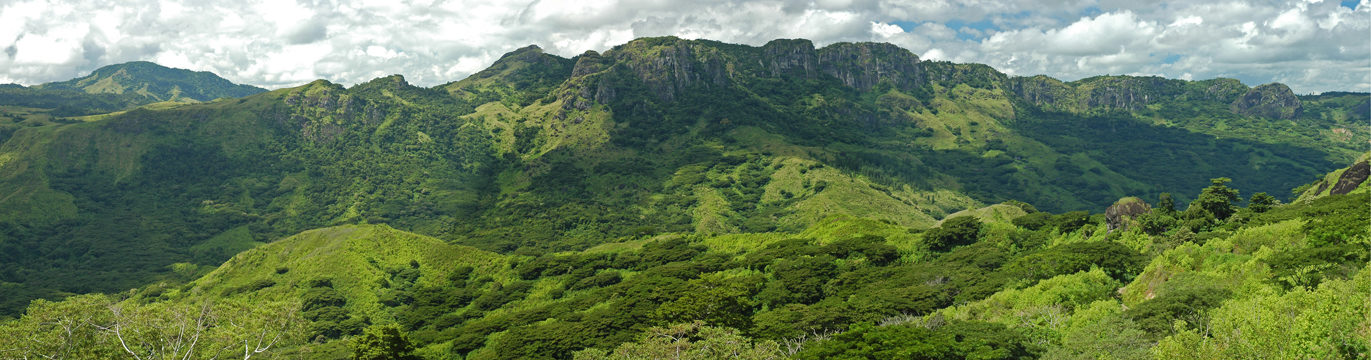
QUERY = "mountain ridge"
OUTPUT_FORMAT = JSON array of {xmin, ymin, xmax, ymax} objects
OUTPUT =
[{"xmin": 36, "ymin": 61, "xmax": 266, "ymax": 102}]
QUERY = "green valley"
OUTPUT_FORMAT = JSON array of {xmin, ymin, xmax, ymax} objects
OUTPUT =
[{"xmin": 0, "ymin": 37, "xmax": 1367, "ymax": 359}]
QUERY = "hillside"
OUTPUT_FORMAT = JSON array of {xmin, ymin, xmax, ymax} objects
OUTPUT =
[
  {"xmin": 0, "ymin": 36, "xmax": 1366, "ymax": 319},
  {"xmin": 1293, "ymin": 152, "xmax": 1371, "ymax": 202},
  {"xmin": 1, "ymin": 168, "xmax": 1366, "ymax": 358}
]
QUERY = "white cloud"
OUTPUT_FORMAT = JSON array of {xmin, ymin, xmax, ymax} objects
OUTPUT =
[
  {"xmin": 0, "ymin": 0, "xmax": 1364, "ymax": 94},
  {"xmin": 14, "ymin": 31, "xmax": 85, "ymax": 65},
  {"xmin": 971, "ymin": 1, "xmax": 1370, "ymax": 92},
  {"xmin": 1170, "ymin": 15, "xmax": 1203, "ymax": 27}
]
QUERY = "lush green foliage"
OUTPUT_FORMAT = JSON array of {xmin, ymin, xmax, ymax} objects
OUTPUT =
[
  {"xmin": 351, "ymin": 324, "xmax": 422, "ymax": 360},
  {"xmin": 573, "ymin": 321, "xmax": 783, "ymax": 360},
  {"xmin": 0, "ymin": 294, "xmax": 304, "ymax": 359},
  {"xmin": 925, "ymin": 216, "xmax": 982, "ymax": 251},
  {"xmin": 1, "ymin": 171, "xmax": 1366, "ymax": 358}
]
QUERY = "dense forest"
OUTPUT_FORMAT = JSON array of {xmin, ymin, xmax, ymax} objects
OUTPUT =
[{"xmin": 0, "ymin": 37, "xmax": 1367, "ymax": 359}]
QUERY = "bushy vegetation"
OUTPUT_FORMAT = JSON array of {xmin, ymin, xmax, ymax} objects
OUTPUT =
[{"xmin": 0, "ymin": 166, "xmax": 1366, "ymax": 359}]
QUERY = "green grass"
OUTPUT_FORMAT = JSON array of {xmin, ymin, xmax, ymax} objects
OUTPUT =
[
  {"xmin": 187, "ymin": 224, "xmax": 511, "ymax": 320},
  {"xmin": 940, "ymin": 203, "xmax": 1029, "ymax": 225}
]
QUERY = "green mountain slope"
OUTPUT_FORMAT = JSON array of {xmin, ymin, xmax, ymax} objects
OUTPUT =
[
  {"xmin": 38, "ymin": 61, "xmax": 266, "ymax": 102},
  {"xmin": 0, "ymin": 36, "xmax": 1366, "ymax": 319}
]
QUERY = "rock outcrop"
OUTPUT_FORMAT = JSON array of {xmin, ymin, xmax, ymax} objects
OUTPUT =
[
  {"xmin": 1106, "ymin": 197, "xmax": 1151, "ymax": 231},
  {"xmin": 1231, "ymin": 83, "xmax": 1303, "ymax": 120},
  {"xmin": 761, "ymin": 39, "xmax": 820, "ymax": 78},
  {"xmin": 1330, "ymin": 160, "xmax": 1369, "ymax": 195},
  {"xmin": 816, "ymin": 42, "xmax": 924, "ymax": 91}
]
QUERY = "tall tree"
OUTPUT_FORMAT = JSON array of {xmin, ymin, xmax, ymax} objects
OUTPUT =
[
  {"xmin": 1190, "ymin": 178, "xmax": 1241, "ymax": 220},
  {"xmin": 1248, "ymin": 192, "xmax": 1277, "ymax": 213}
]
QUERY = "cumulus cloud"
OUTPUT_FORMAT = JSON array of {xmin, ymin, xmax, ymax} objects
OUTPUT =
[
  {"xmin": 972, "ymin": 1, "xmax": 1370, "ymax": 92},
  {"xmin": 0, "ymin": 0, "xmax": 1365, "ymax": 93}
]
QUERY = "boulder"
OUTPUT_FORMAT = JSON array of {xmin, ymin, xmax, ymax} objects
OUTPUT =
[
  {"xmin": 1106, "ymin": 197, "xmax": 1152, "ymax": 231},
  {"xmin": 1331, "ymin": 161, "xmax": 1370, "ymax": 195}
]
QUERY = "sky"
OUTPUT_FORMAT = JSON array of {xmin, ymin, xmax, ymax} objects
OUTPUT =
[{"xmin": 0, "ymin": 0, "xmax": 1367, "ymax": 94}]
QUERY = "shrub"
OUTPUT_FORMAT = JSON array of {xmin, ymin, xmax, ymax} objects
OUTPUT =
[{"xmin": 925, "ymin": 216, "xmax": 982, "ymax": 251}]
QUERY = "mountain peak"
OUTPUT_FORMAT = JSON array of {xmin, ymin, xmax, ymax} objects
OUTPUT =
[
  {"xmin": 496, "ymin": 44, "xmax": 548, "ymax": 61},
  {"xmin": 443, "ymin": 45, "xmax": 574, "ymax": 97}
]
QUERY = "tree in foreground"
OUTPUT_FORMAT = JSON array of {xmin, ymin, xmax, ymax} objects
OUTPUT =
[{"xmin": 1190, "ymin": 178, "xmax": 1240, "ymax": 220}]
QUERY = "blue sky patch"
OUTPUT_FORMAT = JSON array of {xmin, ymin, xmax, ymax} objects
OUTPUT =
[{"xmin": 892, "ymin": 19, "xmax": 998, "ymax": 41}]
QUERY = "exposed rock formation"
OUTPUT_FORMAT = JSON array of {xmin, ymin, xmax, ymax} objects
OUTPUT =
[
  {"xmin": 1106, "ymin": 197, "xmax": 1151, "ymax": 231},
  {"xmin": 609, "ymin": 38, "xmax": 732, "ymax": 102},
  {"xmin": 761, "ymin": 39, "xmax": 819, "ymax": 78},
  {"xmin": 1231, "ymin": 83, "xmax": 1303, "ymax": 120},
  {"xmin": 1331, "ymin": 161, "xmax": 1369, "ymax": 195},
  {"xmin": 571, "ymin": 50, "xmax": 611, "ymax": 78},
  {"xmin": 816, "ymin": 42, "xmax": 923, "ymax": 91}
]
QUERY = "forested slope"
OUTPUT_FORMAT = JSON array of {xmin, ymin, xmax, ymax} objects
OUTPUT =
[{"xmin": 2, "ymin": 165, "xmax": 1366, "ymax": 358}]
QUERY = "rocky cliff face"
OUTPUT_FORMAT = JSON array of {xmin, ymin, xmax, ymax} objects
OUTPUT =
[
  {"xmin": 1078, "ymin": 76, "xmax": 1173, "ymax": 111},
  {"xmin": 1007, "ymin": 74, "xmax": 1305, "ymax": 119},
  {"xmin": 1008, "ymin": 75, "xmax": 1075, "ymax": 111},
  {"xmin": 597, "ymin": 37, "xmax": 930, "ymax": 103},
  {"xmin": 1231, "ymin": 83, "xmax": 1303, "ymax": 119},
  {"xmin": 1009, "ymin": 76, "xmax": 1185, "ymax": 112},
  {"xmin": 816, "ymin": 42, "xmax": 924, "ymax": 91},
  {"xmin": 761, "ymin": 39, "xmax": 820, "ymax": 78},
  {"xmin": 571, "ymin": 50, "xmax": 612, "ymax": 78},
  {"xmin": 606, "ymin": 37, "xmax": 733, "ymax": 103}
]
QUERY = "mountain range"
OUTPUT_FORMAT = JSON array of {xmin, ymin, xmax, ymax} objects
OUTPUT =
[{"xmin": 0, "ymin": 37, "xmax": 1367, "ymax": 359}]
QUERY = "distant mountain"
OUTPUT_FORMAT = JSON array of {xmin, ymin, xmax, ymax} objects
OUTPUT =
[
  {"xmin": 0, "ymin": 36, "xmax": 1366, "ymax": 319},
  {"xmin": 0, "ymin": 61, "xmax": 267, "ymax": 143},
  {"xmin": 36, "ymin": 61, "xmax": 265, "ymax": 102}
]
